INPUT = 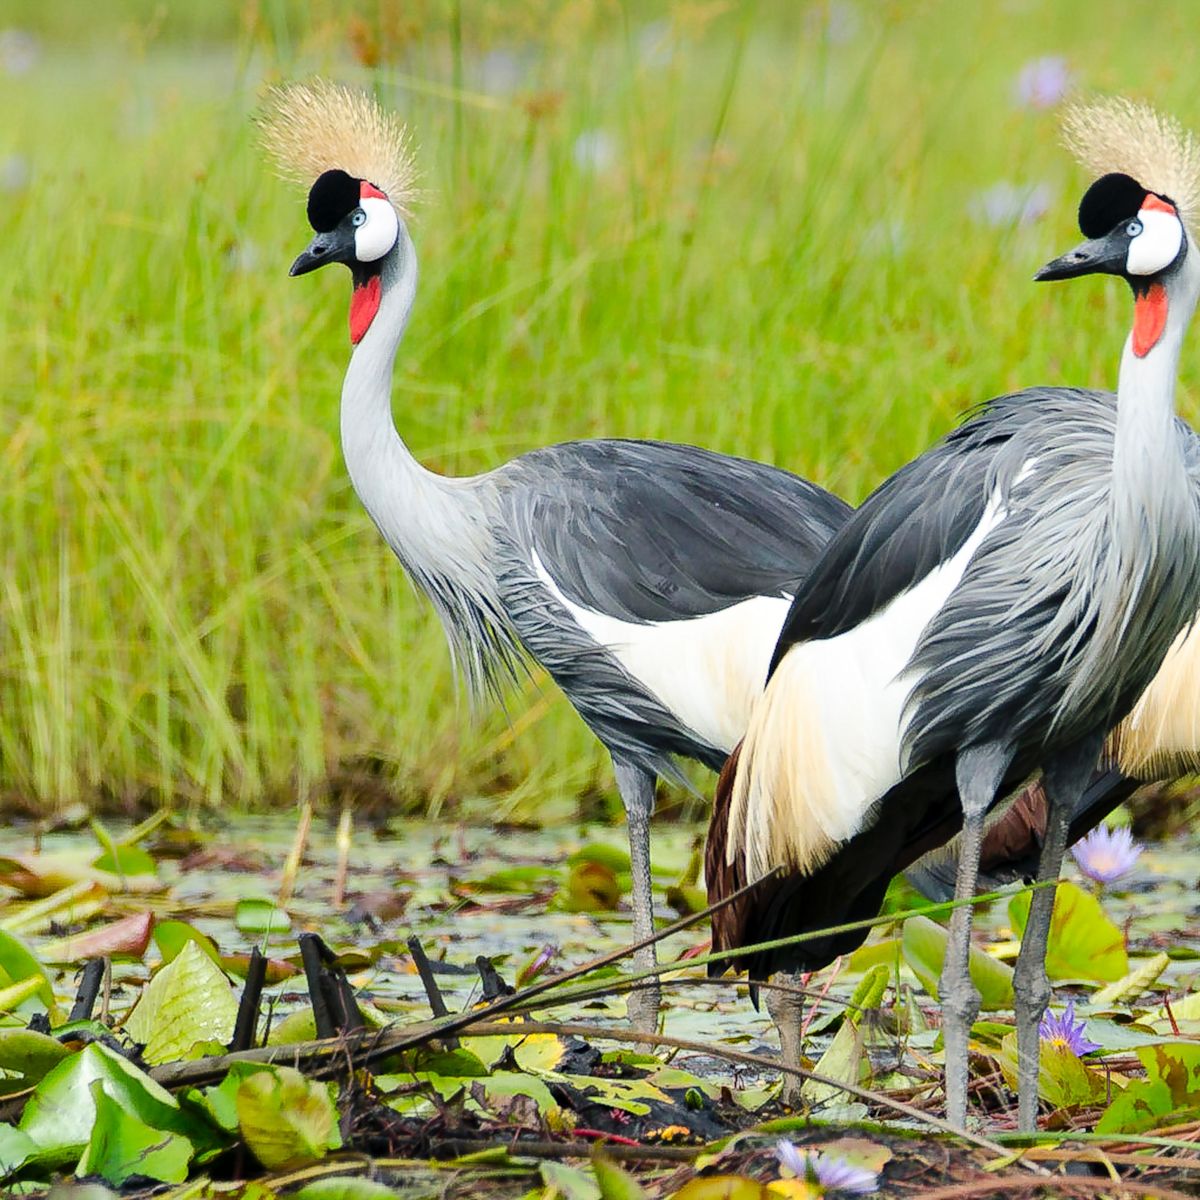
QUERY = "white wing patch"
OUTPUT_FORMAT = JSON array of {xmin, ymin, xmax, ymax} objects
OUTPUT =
[
  {"xmin": 531, "ymin": 551, "xmax": 790, "ymax": 754},
  {"xmin": 728, "ymin": 486, "xmax": 1010, "ymax": 881}
]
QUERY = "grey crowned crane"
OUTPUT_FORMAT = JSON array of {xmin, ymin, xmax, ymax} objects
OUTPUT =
[
  {"xmin": 257, "ymin": 80, "xmax": 850, "ymax": 1032},
  {"xmin": 708, "ymin": 97, "xmax": 1200, "ymax": 1130}
]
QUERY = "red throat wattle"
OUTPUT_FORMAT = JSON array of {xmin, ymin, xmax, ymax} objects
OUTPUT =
[
  {"xmin": 349, "ymin": 276, "xmax": 382, "ymax": 345},
  {"xmin": 1132, "ymin": 282, "xmax": 1168, "ymax": 358}
]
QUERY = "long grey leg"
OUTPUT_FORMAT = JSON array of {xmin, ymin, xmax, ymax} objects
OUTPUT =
[
  {"xmin": 766, "ymin": 973, "xmax": 805, "ymax": 1106},
  {"xmin": 1012, "ymin": 733, "xmax": 1103, "ymax": 1132},
  {"xmin": 941, "ymin": 743, "xmax": 1013, "ymax": 1129},
  {"xmin": 613, "ymin": 759, "xmax": 660, "ymax": 1035}
]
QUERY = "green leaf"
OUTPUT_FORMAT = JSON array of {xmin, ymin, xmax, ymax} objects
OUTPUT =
[
  {"xmin": 466, "ymin": 865, "xmax": 558, "ymax": 894},
  {"xmin": 567, "ymin": 843, "xmax": 631, "ymax": 874},
  {"xmin": 0, "ymin": 1028, "xmax": 71, "ymax": 1095},
  {"xmin": 235, "ymin": 1065, "xmax": 341, "ymax": 1169},
  {"xmin": 1149, "ymin": 987, "xmax": 1200, "ymax": 1033},
  {"xmin": 153, "ymin": 919, "xmax": 222, "ymax": 966},
  {"xmin": 75, "ymin": 1079, "xmax": 192, "ymax": 1185},
  {"xmin": 996, "ymin": 1031, "xmax": 1108, "ymax": 1109},
  {"xmin": 901, "ymin": 915, "xmax": 1014, "ymax": 1010},
  {"xmin": 800, "ymin": 964, "xmax": 890, "ymax": 1106},
  {"xmin": 123, "ymin": 940, "xmax": 238, "ymax": 1064},
  {"xmin": 0, "ymin": 1124, "xmax": 38, "ymax": 1180},
  {"xmin": 1097, "ymin": 1042, "xmax": 1200, "ymax": 1134},
  {"xmin": 845, "ymin": 938, "xmax": 903, "ymax": 975},
  {"xmin": 665, "ymin": 883, "xmax": 708, "ymax": 916},
  {"xmin": 0, "ymin": 930, "xmax": 54, "ymax": 1009},
  {"xmin": 541, "ymin": 1160, "xmax": 601, "ymax": 1200},
  {"xmin": 1079, "ymin": 1017, "xmax": 1166, "ymax": 1051},
  {"xmin": 187, "ymin": 1062, "xmax": 278, "ymax": 1133},
  {"xmin": 1009, "ymin": 881, "xmax": 1127, "ymax": 983},
  {"xmin": 560, "ymin": 1073, "xmax": 669, "ymax": 1115},
  {"xmin": 294, "ymin": 1180, "xmax": 405, "ymax": 1200},
  {"xmin": 473, "ymin": 1070, "xmax": 558, "ymax": 1114},
  {"xmin": 392, "ymin": 1045, "xmax": 491, "ymax": 1078},
  {"xmin": 234, "ymin": 898, "xmax": 292, "ymax": 935},
  {"xmin": 20, "ymin": 1042, "xmax": 183, "ymax": 1169},
  {"xmin": 1092, "ymin": 953, "xmax": 1170, "ymax": 1008},
  {"xmin": 92, "ymin": 845, "xmax": 157, "ymax": 877},
  {"xmin": 266, "ymin": 1007, "xmax": 318, "ymax": 1045},
  {"xmin": 560, "ymin": 861, "xmax": 622, "ymax": 912},
  {"xmin": 592, "ymin": 1154, "xmax": 650, "ymax": 1200},
  {"xmin": 463, "ymin": 1030, "xmax": 566, "ymax": 1074},
  {"xmin": 646, "ymin": 1066, "xmax": 716, "ymax": 1096},
  {"xmin": 802, "ymin": 1013, "xmax": 868, "ymax": 1107}
]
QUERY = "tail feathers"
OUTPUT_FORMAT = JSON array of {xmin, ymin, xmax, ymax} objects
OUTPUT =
[
  {"xmin": 903, "ymin": 767, "xmax": 1141, "ymax": 903},
  {"xmin": 705, "ymin": 742, "xmax": 749, "ymax": 979},
  {"xmin": 708, "ymin": 758, "xmax": 962, "ymax": 982}
]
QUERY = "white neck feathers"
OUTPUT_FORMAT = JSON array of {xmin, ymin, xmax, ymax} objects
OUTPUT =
[{"xmin": 335, "ymin": 228, "xmax": 512, "ymax": 696}]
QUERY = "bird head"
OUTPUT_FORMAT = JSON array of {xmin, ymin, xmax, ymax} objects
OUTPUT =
[
  {"xmin": 290, "ymin": 169, "xmax": 400, "ymax": 278},
  {"xmin": 1036, "ymin": 97, "xmax": 1200, "ymax": 358},
  {"xmin": 1036, "ymin": 173, "xmax": 1185, "ymax": 285},
  {"xmin": 258, "ymin": 79, "xmax": 419, "ymax": 345}
]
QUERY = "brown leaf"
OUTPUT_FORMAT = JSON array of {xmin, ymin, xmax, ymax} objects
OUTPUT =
[{"xmin": 41, "ymin": 911, "xmax": 155, "ymax": 963}]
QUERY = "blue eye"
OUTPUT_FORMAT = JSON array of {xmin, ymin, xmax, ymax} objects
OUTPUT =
[
  {"xmin": 1126, "ymin": 219, "xmax": 1143, "ymax": 237},
  {"xmin": 351, "ymin": 209, "xmax": 367, "ymax": 227}
]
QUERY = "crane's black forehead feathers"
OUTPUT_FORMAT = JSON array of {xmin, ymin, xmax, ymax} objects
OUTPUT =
[
  {"xmin": 1078, "ymin": 172, "xmax": 1156, "ymax": 238},
  {"xmin": 306, "ymin": 168, "xmax": 361, "ymax": 232}
]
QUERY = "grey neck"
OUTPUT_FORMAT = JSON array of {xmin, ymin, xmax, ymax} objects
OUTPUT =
[
  {"xmin": 337, "ymin": 227, "xmax": 512, "ymax": 695},
  {"xmin": 1111, "ymin": 247, "xmax": 1200, "ymax": 549},
  {"xmin": 339, "ymin": 227, "xmax": 489, "ymax": 571}
]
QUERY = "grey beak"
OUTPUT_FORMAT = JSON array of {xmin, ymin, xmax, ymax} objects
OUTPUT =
[
  {"xmin": 289, "ymin": 228, "xmax": 354, "ymax": 277},
  {"xmin": 1035, "ymin": 232, "xmax": 1128, "ymax": 282}
]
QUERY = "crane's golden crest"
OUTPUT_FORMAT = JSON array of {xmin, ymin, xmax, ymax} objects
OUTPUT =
[
  {"xmin": 1064, "ymin": 96, "xmax": 1200, "ymax": 234},
  {"xmin": 257, "ymin": 79, "xmax": 420, "ymax": 219}
]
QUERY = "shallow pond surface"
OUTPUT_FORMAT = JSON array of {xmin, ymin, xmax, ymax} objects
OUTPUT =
[{"xmin": 5, "ymin": 812, "xmax": 1200, "ymax": 1096}]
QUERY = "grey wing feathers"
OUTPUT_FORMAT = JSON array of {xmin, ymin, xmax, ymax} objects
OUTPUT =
[
  {"xmin": 499, "ymin": 439, "xmax": 851, "ymax": 623},
  {"xmin": 901, "ymin": 387, "xmax": 1176, "ymax": 767},
  {"xmin": 767, "ymin": 388, "xmax": 1080, "ymax": 675}
]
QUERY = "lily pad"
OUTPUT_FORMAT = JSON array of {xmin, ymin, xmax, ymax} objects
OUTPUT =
[
  {"xmin": 1097, "ymin": 1042, "xmax": 1200, "ymax": 1134},
  {"xmin": 1009, "ymin": 881, "xmax": 1127, "ymax": 983},
  {"xmin": 75, "ymin": 1079, "xmax": 192, "ymax": 1185},
  {"xmin": 235, "ymin": 1065, "xmax": 341, "ymax": 1169},
  {"xmin": 122, "ymin": 940, "xmax": 238, "ymax": 1064},
  {"xmin": 19, "ymin": 1043, "xmax": 182, "ymax": 1169},
  {"xmin": 901, "ymin": 915, "xmax": 1013, "ymax": 1009}
]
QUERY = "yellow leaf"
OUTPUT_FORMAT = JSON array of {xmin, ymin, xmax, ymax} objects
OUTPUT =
[
  {"xmin": 123, "ymin": 940, "xmax": 237, "ymax": 1064},
  {"xmin": 235, "ymin": 1066, "xmax": 341, "ymax": 1169},
  {"xmin": 672, "ymin": 1176, "xmax": 769, "ymax": 1200}
]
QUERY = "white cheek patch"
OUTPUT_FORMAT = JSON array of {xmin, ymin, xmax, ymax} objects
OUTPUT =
[
  {"xmin": 354, "ymin": 197, "xmax": 400, "ymax": 263},
  {"xmin": 1127, "ymin": 208, "xmax": 1183, "ymax": 276}
]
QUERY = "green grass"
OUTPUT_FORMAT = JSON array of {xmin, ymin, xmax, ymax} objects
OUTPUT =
[{"xmin": 3, "ymin": 0, "xmax": 1200, "ymax": 818}]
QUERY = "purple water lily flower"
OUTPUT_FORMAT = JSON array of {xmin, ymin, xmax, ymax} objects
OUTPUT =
[
  {"xmin": 1014, "ymin": 56, "xmax": 1071, "ymax": 110},
  {"xmin": 776, "ymin": 1140, "xmax": 878, "ymax": 1194},
  {"xmin": 1071, "ymin": 824, "xmax": 1143, "ymax": 886},
  {"xmin": 1039, "ymin": 999, "xmax": 1100, "ymax": 1056}
]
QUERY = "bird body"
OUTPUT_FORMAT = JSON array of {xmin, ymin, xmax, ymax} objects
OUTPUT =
[
  {"xmin": 725, "ymin": 384, "xmax": 1200, "ymax": 888},
  {"xmin": 708, "ymin": 384, "xmax": 1200, "ymax": 976},
  {"xmin": 337, "ymin": 229, "xmax": 849, "ymax": 770},
  {"xmin": 261, "ymin": 80, "xmax": 850, "ymax": 1032},
  {"xmin": 711, "ymin": 97, "xmax": 1200, "ymax": 1129}
]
